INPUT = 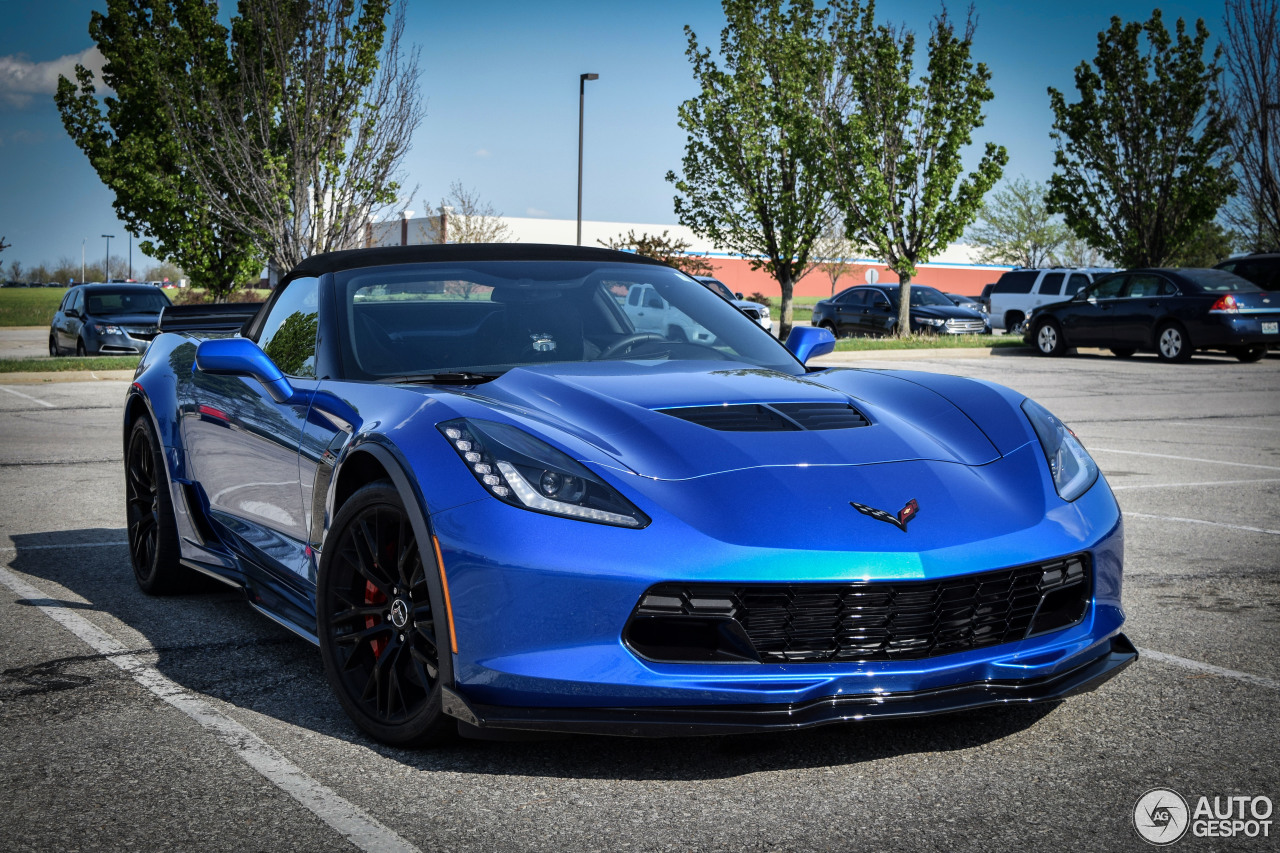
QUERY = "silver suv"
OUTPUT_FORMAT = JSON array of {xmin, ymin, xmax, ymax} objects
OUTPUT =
[{"xmin": 988, "ymin": 268, "xmax": 1113, "ymax": 332}]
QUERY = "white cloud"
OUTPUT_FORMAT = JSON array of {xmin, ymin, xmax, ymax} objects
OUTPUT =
[
  {"xmin": 0, "ymin": 47, "xmax": 106, "ymax": 109},
  {"xmin": 525, "ymin": 207, "xmax": 549, "ymax": 217},
  {"xmin": 474, "ymin": 148, "xmax": 491, "ymax": 158}
]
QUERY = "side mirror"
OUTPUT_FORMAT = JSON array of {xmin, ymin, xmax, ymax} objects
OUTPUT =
[
  {"xmin": 785, "ymin": 325, "xmax": 836, "ymax": 364},
  {"xmin": 735, "ymin": 291, "xmax": 745, "ymax": 300},
  {"xmin": 195, "ymin": 337, "xmax": 294, "ymax": 403}
]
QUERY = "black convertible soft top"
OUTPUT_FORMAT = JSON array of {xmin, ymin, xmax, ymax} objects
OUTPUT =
[{"xmin": 287, "ymin": 243, "xmax": 667, "ymax": 281}]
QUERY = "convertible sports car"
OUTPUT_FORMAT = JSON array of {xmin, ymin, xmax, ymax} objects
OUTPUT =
[{"xmin": 124, "ymin": 244, "xmax": 1134, "ymax": 746}]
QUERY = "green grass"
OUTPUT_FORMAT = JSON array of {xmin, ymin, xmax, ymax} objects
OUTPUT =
[
  {"xmin": 0, "ymin": 355, "xmax": 140, "ymax": 373},
  {"xmin": 0, "ymin": 287, "xmax": 69, "ymax": 326},
  {"xmin": 832, "ymin": 334, "xmax": 1026, "ymax": 351}
]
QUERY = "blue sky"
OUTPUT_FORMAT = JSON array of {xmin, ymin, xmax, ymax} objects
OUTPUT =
[{"xmin": 0, "ymin": 0, "xmax": 1228, "ymax": 276}]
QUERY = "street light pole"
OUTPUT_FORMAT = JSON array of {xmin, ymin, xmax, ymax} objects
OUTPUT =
[
  {"xmin": 81, "ymin": 239, "xmax": 85, "ymax": 284},
  {"xmin": 577, "ymin": 73, "xmax": 599, "ymax": 246},
  {"xmin": 101, "ymin": 234, "xmax": 114, "ymax": 282}
]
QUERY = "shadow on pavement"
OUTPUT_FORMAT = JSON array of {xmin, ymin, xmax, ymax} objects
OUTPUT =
[{"xmin": 6, "ymin": 527, "xmax": 1058, "ymax": 782}]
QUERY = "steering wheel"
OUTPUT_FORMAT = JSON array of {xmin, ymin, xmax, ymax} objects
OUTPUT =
[{"xmin": 599, "ymin": 332, "xmax": 665, "ymax": 359}]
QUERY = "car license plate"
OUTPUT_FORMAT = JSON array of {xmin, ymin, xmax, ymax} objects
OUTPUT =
[{"xmin": 1264, "ymin": 321, "xmax": 1279, "ymax": 335}]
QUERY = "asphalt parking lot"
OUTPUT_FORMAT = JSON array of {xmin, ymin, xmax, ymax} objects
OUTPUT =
[{"xmin": 1, "ymin": 347, "xmax": 1277, "ymax": 852}]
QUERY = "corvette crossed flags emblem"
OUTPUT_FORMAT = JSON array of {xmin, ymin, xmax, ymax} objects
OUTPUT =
[{"xmin": 850, "ymin": 498, "xmax": 920, "ymax": 532}]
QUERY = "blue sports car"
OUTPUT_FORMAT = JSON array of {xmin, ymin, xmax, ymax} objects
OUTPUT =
[{"xmin": 124, "ymin": 244, "xmax": 1134, "ymax": 746}]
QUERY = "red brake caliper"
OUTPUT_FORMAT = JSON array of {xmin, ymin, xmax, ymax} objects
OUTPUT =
[{"xmin": 364, "ymin": 580, "xmax": 387, "ymax": 658}]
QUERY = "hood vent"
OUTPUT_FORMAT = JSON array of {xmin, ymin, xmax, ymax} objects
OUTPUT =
[{"xmin": 657, "ymin": 402, "xmax": 869, "ymax": 432}]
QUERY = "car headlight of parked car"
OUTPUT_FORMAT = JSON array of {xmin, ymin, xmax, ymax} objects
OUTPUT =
[
  {"xmin": 918, "ymin": 317, "xmax": 946, "ymax": 327},
  {"xmin": 1021, "ymin": 398, "xmax": 1099, "ymax": 501},
  {"xmin": 92, "ymin": 323, "xmax": 124, "ymax": 336},
  {"xmin": 439, "ymin": 418, "xmax": 650, "ymax": 528}
]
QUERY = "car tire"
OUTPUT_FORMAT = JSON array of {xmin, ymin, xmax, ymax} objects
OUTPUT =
[
  {"xmin": 1004, "ymin": 311, "xmax": 1024, "ymax": 333},
  {"xmin": 49, "ymin": 335, "xmax": 59, "ymax": 357},
  {"xmin": 317, "ymin": 481, "xmax": 454, "ymax": 747},
  {"xmin": 819, "ymin": 320, "xmax": 838, "ymax": 338},
  {"xmin": 1110, "ymin": 348, "xmax": 1136, "ymax": 358},
  {"xmin": 1033, "ymin": 319, "xmax": 1065, "ymax": 356},
  {"xmin": 76, "ymin": 339, "xmax": 88, "ymax": 357},
  {"xmin": 125, "ymin": 416, "xmax": 194, "ymax": 594},
  {"xmin": 1155, "ymin": 322, "xmax": 1191, "ymax": 363},
  {"xmin": 667, "ymin": 325, "xmax": 687, "ymax": 343},
  {"xmin": 1229, "ymin": 345, "xmax": 1267, "ymax": 363}
]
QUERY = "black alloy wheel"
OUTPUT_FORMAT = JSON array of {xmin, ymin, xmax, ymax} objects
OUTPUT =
[
  {"xmin": 76, "ymin": 339, "xmax": 87, "ymax": 357},
  {"xmin": 317, "ymin": 481, "xmax": 453, "ymax": 746},
  {"xmin": 1230, "ymin": 345, "xmax": 1267, "ymax": 363},
  {"xmin": 1034, "ymin": 319, "xmax": 1066, "ymax": 356},
  {"xmin": 48, "ymin": 335, "xmax": 58, "ymax": 357},
  {"xmin": 1156, "ymin": 322, "xmax": 1192, "ymax": 363},
  {"xmin": 125, "ymin": 417, "xmax": 189, "ymax": 594}
]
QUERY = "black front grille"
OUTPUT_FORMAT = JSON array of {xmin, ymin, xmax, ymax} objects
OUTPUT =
[
  {"xmin": 625, "ymin": 555, "xmax": 1090, "ymax": 664},
  {"xmin": 656, "ymin": 402, "xmax": 868, "ymax": 432},
  {"xmin": 123, "ymin": 326, "xmax": 159, "ymax": 340}
]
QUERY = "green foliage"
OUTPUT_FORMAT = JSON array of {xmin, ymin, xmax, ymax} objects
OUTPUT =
[
  {"xmin": 967, "ymin": 177, "xmax": 1069, "ymax": 268},
  {"xmin": 1165, "ymin": 220, "xmax": 1239, "ymax": 268},
  {"xmin": 598, "ymin": 230, "xmax": 714, "ymax": 276},
  {"xmin": 666, "ymin": 0, "xmax": 839, "ymax": 340},
  {"xmin": 0, "ymin": 356, "xmax": 140, "ymax": 373},
  {"xmin": 832, "ymin": 334, "xmax": 1024, "ymax": 352},
  {"xmin": 54, "ymin": 0, "xmax": 262, "ymax": 300},
  {"xmin": 1046, "ymin": 10, "xmax": 1236, "ymax": 268},
  {"xmin": 827, "ymin": 2, "xmax": 1006, "ymax": 336},
  {"xmin": 261, "ymin": 311, "xmax": 319, "ymax": 377}
]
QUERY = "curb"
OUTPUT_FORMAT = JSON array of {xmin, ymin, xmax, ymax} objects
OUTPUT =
[{"xmin": 0, "ymin": 369, "xmax": 136, "ymax": 385}]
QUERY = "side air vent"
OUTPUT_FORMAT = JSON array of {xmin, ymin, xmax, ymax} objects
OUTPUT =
[{"xmin": 657, "ymin": 402, "xmax": 868, "ymax": 432}]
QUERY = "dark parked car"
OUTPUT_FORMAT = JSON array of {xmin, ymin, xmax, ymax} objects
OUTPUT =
[
  {"xmin": 812, "ymin": 284, "xmax": 990, "ymax": 336},
  {"xmin": 1215, "ymin": 253, "xmax": 1280, "ymax": 291},
  {"xmin": 50, "ymin": 283, "xmax": 173, "ymax": 356},
  {"xmin": 945, "ymin": 292, "xmax": 987, "ymax": 313},
  {"xmin": 1024, "ymin": 268, "xmax": 1276, "ymax": 362}
]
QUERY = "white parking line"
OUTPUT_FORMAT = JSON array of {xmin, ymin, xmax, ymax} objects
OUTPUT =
[
  {"xmin": 1092, "ymin": 448, "xmax": 1280, "ymax": 472},
  {"xmin": 1166, "ymin": 422, "xmax": 1280, "ymax": 433},
  {"xmin": 0, "ymin": 386, "xmax": 55, "ymax": 408},
  {"xmin": 1138, "ymin": 648, "xmax": 1280, "ymax": 691},
  {"xmin": 0, "ymin": 563, "xmax": 421, "ymax": 853},
  {"xmin": 0, "ymin": 541, "xmax": 128, "ymax": 551},
  {"xmin": 1111, "ymin": 478, "xmax": 1280, "ymax": 492},
  {"xmin": 1124, "ymin": 512, "xmax": 1280, "ymax": 537}
]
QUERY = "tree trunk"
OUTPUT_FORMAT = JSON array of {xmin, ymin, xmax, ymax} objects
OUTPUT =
[
  {"xmin": 896, "ymin": 272, "xmax": 912, "ymax": 337},
  {"xmin": 777, "ymin": 269, "xmax": 795, "ymax": 341}
]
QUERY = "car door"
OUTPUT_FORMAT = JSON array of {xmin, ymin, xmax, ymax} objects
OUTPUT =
[
  {"xmin": 863, "ymin": 289, "xmax": 896, "ymax": 335},
  {"xmin": 1031, "ymin": 272, "xmax": 1066, "ymax": 312},
  {"xmin": 831, "ymin": 288, "xmax": 867, "ymax": 332},
  {"xmin": 182, "ymin": 276, "xmax": 321, "ymax": 584},
  {"xmin": 1112, "ymin": 273, "xmax": 1174, "ymax": 346},
  {"xmin": 60, "ymin": 288, "xmax": 86, "ymax": 350},
  {"xmin": 1061, "ymin": 275, "xmax": 1127, "ymax": 346}
]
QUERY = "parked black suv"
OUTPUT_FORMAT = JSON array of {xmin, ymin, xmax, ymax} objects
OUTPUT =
[{"xmin": 1215, "ymin": 253, "xmax": 1280, "ymax": 291}]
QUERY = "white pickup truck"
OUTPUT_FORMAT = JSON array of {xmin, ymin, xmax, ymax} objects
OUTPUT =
[{"xmin": 622, "ymin": 283, "xmax": 717, "ymax": 344}]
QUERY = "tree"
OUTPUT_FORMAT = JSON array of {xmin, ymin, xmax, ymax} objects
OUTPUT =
[
  {"xmin": 811, "ymin": 220, "xmax": 866, "ymax": 297},
  {"xmin": 598, "ymin": 229, "xmax": 715, "ymax": 277},
  {"xmin": 164, "ymin": 0, "xmax": 424, "ymax": 271},
  {"xmin": 0, "ymin": 236, "xmax": 9, "ymax": 256},
  {"xmin": 1053, "ymin": 234, "xmax": 1110, "ymax": 268},
  {"xmin": 966, "ymin": 177, "xmax": 1068, "ymax": 268},
  {"xmin": 424, "ymin": 182, "xmax": 513, "ymax": 244},
  {"xmin": 1166, "ymin": 220, "xmax": 1239, "ymax": 267},
  {"xmin": 7, "ymin": 261, "xmax": 23, "ymax": 283},
  {"xmin": 55, "ymin": 0, "xmax": 262, "ymax": 300},
  {"xmin": 827, "ymin": 3, "xmax": 1006, "ymax": 336},
  {"xmin": 144, "ymin": 261, "xmax": 186, "ymax": 283},
  {"xmin": 1046, "ymin": 10, "xmax": 1236, "ymax": 268},
  {"xmin": 666, "ymin": 0, "xmax": 839, "ymax": 340},
  {"xmin": 1221, "ymin": 0, "xmax": 1280, "ymax": 251}
]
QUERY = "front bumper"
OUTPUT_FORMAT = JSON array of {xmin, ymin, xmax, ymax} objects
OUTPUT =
[{"xmin": 442, "ymin": 633, "xmax": 1137, "ymax": 737}]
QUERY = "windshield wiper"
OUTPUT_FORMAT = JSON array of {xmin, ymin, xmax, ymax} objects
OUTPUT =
[{"xmin": 379, "ymin": 371, "xmax": 501, "ymax": 385}]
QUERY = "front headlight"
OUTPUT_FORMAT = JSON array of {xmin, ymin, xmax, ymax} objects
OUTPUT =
[
  {"xmin": 1021, "ymin": 398, "xmax": 1099, "ymax": 501},
  {"xmin": 918, "ymin": 317, "xmax": 945, "ymax": 327},
  {"xmin": 92, "ymin": 323, "xmax": 124, "ymax": 336},
  {"xmin": 438, "ymin": 418, "xmax": 649, "ymax": 528}
]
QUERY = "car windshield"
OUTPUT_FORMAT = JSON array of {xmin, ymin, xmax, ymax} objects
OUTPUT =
[
  {"xmin": 335, "ymin": 261, "xmax": 800, "ymax": 380},
  {"xmin": 1177, "ymin": 269, "xmax": 1262, "ymax": 293},
  {"xmin": 85, "ymin": 289, "xmax": 171, "ymax": 315},
  {"xmin": 699, "ymin": 277, "xmax": 737, "ymax": 301},
  {"xmin": 886, "ymin": 286, "xmax": 955, "ymax": 307}
]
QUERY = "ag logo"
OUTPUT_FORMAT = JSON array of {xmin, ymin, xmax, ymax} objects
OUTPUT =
[
  {"xmin": 850, "ymin": 498, "xmax": 919, "ymax": 532},
  {"xmin": 1134, "ymin": 788, "xmax": 1189, "ymax": 845}
]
